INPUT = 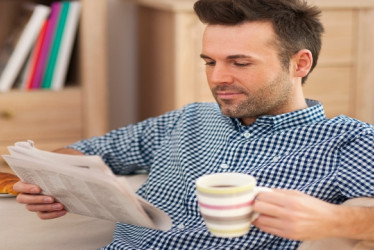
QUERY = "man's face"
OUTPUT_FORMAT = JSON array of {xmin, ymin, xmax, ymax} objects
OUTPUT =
[{"xmin": 201, "ymin": 21, "xmax": 297, "ymax": 125}]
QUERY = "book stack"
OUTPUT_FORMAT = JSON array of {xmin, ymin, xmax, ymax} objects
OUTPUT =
[{"xmin": 0, "ymin": 1, "xmax": 81, "ymax": 92}]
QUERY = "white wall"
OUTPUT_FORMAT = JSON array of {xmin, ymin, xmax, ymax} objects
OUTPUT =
[{"xmin": 107, "ymin": 0, "xmax": 138, "ymax": 130}]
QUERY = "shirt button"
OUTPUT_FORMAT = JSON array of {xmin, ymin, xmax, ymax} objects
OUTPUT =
[
  {"xmin": 243, "ymin": 131, "xmax": 251, "ymax": 138},
  {"xmin": 177, "ymin": 223, "xmax": 185, "ymax": 229},
  {"xmin": 272, "ymin": 156, "xmax": 280, "ymax": 162},
  {"xmin": 220, "ymin": 163, "xmax": 229, "ymax": 169}
]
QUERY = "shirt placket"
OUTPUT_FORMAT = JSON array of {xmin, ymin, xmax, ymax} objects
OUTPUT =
[{"xmin": 218, "ymin": 127, "xmax": 256, "ymax": 172}]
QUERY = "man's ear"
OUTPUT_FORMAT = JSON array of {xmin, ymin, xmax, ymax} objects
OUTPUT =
[{"xmin": 291, "ymin": 49, "xmax": 313, "ymax": 78}]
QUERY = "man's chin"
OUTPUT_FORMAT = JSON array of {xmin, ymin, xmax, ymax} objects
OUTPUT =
[
  {"xmin": 219, "ymin": 107, "xmax": 241, "ymax": 118},
  {"xmin": 217, "ymin": 103, "xmax": 258, "ymax": 119}
]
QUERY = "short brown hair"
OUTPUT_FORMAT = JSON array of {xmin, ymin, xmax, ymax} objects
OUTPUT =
[{"xmin": 193, "ymin": 0, "xmax": 324, "ymax": 83}]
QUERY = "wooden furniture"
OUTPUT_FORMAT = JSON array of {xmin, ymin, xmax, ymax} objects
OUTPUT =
[
  {"xmin": 0, "ymin": 0, "xmax": 109, "ymax": 159},
  {"xmin": 135, "ymin": 0, "xmax": 374, "ymax": 124}
]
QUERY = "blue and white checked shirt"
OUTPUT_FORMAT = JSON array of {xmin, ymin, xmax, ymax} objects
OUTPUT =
[{"xmin": 70, "ymin": 100, "xmax": 374, "ymax": 250}]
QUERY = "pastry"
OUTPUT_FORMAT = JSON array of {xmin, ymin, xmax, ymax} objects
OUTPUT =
[{"xmin": 0, "ymin": 172, "xmax": 20, "ymax": 195}]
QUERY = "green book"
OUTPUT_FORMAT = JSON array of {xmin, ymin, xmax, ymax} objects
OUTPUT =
[{"xmin": 41, "ymin": 1, "xmax": 70, "ymax": 89}]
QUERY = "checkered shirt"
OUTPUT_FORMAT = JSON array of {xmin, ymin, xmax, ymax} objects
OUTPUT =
[{"xmin": 69, "ymin": 100, "xmax": 374, "ymax": 250}]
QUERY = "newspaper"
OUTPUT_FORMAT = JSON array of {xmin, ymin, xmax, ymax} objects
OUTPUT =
[{"xmin": 2, "ymin": 140, "xmax": 172, "ymax": 231}]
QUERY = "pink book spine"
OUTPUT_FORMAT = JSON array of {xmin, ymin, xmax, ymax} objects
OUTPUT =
[
  {"xmin": 25, "ymin": 20, "xmax": 48, "ymax": 90},
  {"xmin": 30, "ymin": 2, "xmax": 61, "ymax": 89}
]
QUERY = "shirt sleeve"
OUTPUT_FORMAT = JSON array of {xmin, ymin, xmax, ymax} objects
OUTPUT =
[
  {"xmin": 337, "ymin": 126, "xmax": 374, "ymax": 198},
  {"xmin": 67, "ymin": 108, "xmax": 183, "ymax": 175}
]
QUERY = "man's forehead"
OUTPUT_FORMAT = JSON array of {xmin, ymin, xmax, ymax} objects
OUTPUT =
[{"xmin": 202, "ymin": 21, "xmax": 278, "ymax": 57}]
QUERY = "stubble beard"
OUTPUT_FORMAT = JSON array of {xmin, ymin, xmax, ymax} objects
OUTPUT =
[{"xmin": 213, "ymin": 73, "xmax": 293, "ymax": 120}]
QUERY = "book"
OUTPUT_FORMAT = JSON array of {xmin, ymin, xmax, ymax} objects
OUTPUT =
[
  {"xmin": 2, "ymin": 141, "xmax": 172, "ymax": 231},
  {"xmin": 50, "ymin": 1, "xmax": 81, "ymax": 90},
  {"xmin": 42, "ymin": 1, "xmax": 70, "ymax": 89},
  {"xmin": 28, "ymin": 2, "xmax": 61, "ymax": 89},
  {"xmin": 0, "ymin": 4, "xmax": 50, "ymax": 92},
  {"xmin": 18, "ymin": 20, "xmax": 48, "ymax": 89}
]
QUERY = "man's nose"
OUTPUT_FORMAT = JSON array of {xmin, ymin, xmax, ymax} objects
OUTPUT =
[{"xmin": 209, "ymin": 64, "xmax": 234, "ymax": 85}]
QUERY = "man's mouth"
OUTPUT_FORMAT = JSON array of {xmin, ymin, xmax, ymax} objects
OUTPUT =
[{"xmin": 215, "ymin": 92, "xmax": 243, "ymax": 100}]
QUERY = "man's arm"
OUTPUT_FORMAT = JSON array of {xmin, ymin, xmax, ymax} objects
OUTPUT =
[
  {"xmin": 252, "ymin": 189, "xmax": 374, "ymax": 241},
  {"xmin": 53, "ymin": 147, "xmax": 85, "ymax": 155},
  {"xmin": 13, "ymin": 147, "xmax": 85, "ymax": 220}
]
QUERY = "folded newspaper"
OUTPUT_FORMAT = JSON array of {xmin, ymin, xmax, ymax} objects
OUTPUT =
[{"xmin": 2, "ymin": 140, "xmax": 172, "ymax": 231}]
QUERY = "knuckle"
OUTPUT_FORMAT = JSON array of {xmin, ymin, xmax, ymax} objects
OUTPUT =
[
  {"xmin": 37, "ymin": 212, "xmax": 49, "ymax": 220},
  {"xmin": 15, "ymin": 194, "xmax": 23, "ymax": 203},
  {"xmin": 16, "ymin": 193, "xmax": 32, "ymax": 204},
  {"xmin": 26, "ymin": 204, "xmax": 38, "ymax": 212},
  {"xmin": 12, "ymin": 181, "xmax": 22, "ymax": 191}
]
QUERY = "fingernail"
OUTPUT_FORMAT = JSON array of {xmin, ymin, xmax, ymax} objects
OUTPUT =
[
  {"xmin": 30, "ymin": 188, "xmax": 38, "ymax": 193},
  {"xmin": 52, "ymin": 204, "xmax": 61, "ymax": 210},
  {"xmin": 44, "ymin": 197, "xmax": 53, "ymax": 203},
  {"xmin": 57, "ymin": 210, "xmax": 66, "ymax": 216}
]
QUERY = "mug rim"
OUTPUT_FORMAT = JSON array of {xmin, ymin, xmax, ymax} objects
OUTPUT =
[{"xmin": 196, "ymin": 173, "xmax": 256, "ymax": 195}]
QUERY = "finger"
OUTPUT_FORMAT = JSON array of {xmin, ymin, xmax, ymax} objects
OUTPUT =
[
  {"xmin": 254, "ymin": 224, "xmax": 288, "ymax": 239},
  {"xmin": 252, "ymin": 215, "xmax": 299, "ymax": 240},
  {"xmin": 26, "ymin": 202, "xmax": 64, "ymax": 213},
  {"xmin": 13, "ymin": 181, "xmax": 41, "ymax": 194},
  {"xmin": 253, "ymin": 192, "xmax": 289, "ymax": 216},
  {"xmin": 253, "ymin": 214, "xmax": 284, "ymax": 230},
  {"xmin": 255, "ymin": 190, "xmax": 286, "ymax": 206},
  {"xmin": 255, "ymin": 189, "xmax": 305, "ymax": 207},
  {"xmin": 16, "ymin": 193, "xmax": 54, "ymax": 205},
  {"xmin": 37, "ymin": 210, "xmax": 67, "ymax": 220},
  {"xmin": 271, "ymin": 188, "xmax": 305, "ymax": 196}
]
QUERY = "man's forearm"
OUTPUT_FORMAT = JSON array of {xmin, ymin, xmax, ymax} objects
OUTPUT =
[
  {"xmin": 334, "ymin": 206, "xmax": 374, "ymax": 240},
  {"xmin": 53, "ymin": 148, "xmax": 85, "ymax": 155}
]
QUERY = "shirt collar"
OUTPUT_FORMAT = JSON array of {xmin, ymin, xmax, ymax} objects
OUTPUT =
[{"xmin": 230, "ymin": 99, "xmax": 326, "ymax": 132}]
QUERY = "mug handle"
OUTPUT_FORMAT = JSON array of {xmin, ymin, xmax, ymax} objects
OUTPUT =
[{"xmin": 250, "ymin": 187, "xmax": 273, "ymax": 222}]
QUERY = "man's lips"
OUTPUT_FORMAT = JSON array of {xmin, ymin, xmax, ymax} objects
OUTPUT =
[{"xmin": 215, "ymin": 92, "xmax": 244, "ymax": 99}]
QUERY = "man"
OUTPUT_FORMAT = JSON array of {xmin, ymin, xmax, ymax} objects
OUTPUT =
[{"xmin": 14, "ymin": 0, "xmax": 374, "ymax": 249}]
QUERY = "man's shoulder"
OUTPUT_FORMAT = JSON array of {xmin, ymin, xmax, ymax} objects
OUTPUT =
[
  {"xmin": 325, "ymin": 115, "xmax": 374, "ymax": 134},
  {"xmin": 328, "ymin": 115, "xmax": 372, "ymax": 126}
]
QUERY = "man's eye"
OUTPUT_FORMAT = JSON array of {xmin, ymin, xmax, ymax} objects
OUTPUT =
[
  {"xmin": 234, "ymin": 62, "xmax": 250, "ymax": 67},
  {"xmin": 204, "ymin": 61, "xmax": 216, "ymax": 66}
]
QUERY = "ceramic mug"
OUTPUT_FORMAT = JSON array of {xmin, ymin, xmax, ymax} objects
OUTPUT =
[{"xmin": 196, "ymin": 173, "xmax": 271, "ymax": 238}]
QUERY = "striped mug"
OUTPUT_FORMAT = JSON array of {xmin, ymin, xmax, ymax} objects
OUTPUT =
[{"xmin": 196, "ymin": 173, "xmax": 271, "ymax": 238}]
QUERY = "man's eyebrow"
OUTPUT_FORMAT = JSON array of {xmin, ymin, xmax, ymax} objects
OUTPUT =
[
  {"xmin": 200, "ymin": 54, "xmax": 212, "ymax": 60},
  {"xmin": 199, "ymin": 54, "xmax": 253, "ymax": 60},
  {"xmin": 226, "ymin": 54, "xmax": 253, "ymax": 60}
]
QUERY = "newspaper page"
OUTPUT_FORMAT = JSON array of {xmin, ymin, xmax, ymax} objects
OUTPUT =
[{"xmin": 2, "ymin": 141, "xmax": 172, "ymax": 231}]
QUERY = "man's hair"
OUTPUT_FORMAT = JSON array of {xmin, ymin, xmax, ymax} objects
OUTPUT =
[{"xmin": 193, "ymin": 0, "xmax": 324, "ymax": 84}]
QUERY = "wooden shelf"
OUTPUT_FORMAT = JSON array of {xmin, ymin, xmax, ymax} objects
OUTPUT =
[{"xmin": 0, "ymin": 0, "xmax": 110, "ymax": 163}]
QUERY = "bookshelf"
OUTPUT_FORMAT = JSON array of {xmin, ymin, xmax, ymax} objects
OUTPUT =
[
  {"xmin": 134, "ymin": 0, "xmax": 374, "ymax": 124},
  {"xmin": 0, "ymin": 0, "xmax": 109, "ymax": 159}
]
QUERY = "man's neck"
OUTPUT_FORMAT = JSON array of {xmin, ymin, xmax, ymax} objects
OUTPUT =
[{"xmin": 239, "ymin": 95, "xmax": 308, "ymax": 126}]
